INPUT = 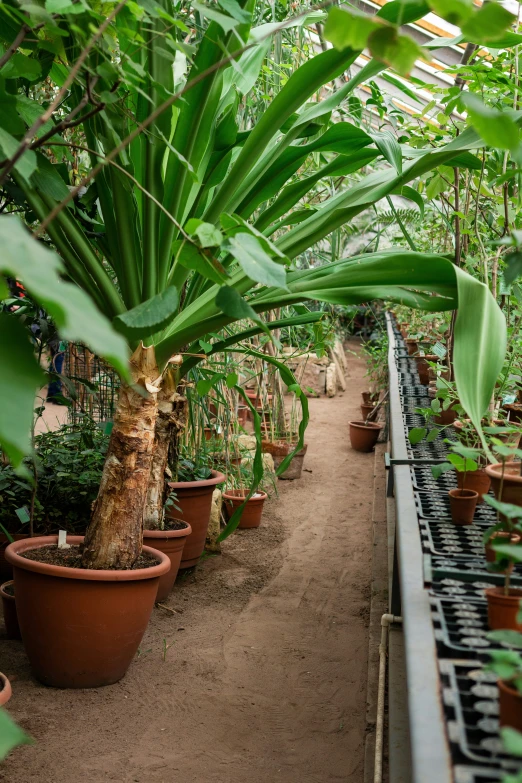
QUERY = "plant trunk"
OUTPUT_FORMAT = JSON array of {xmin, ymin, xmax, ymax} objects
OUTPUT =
[
  {"xmin": 82, "ymin": 344, "xmax": 159, "ymax": 569},
  {"xmin": 143, "ymin": 372, "xmax": 187, "ymax": 531}
]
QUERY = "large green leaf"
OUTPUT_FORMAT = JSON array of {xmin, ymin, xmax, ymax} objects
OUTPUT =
[
  {"xmin": 0, "ymin": 708, "xmax": 33, "ymax": 760},
  {"xmin": 113, "ymin": 287, "xmax": 179, "ymax": 340},
  {"xmin": 225, "ymin": 233, "xmax": 287, "ymax": 287}
]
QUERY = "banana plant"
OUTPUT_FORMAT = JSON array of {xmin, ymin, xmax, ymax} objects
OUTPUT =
[{"xmin": 0, "ymin": 0, "xmax": 509, "ymax": 567}]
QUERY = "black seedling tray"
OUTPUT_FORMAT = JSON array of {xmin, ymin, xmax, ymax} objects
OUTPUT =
[
  {"xmin": 431, "ymin": 597, "xmax": 499, "ymax": 657},
  {"xmin": 415, "ymin": 491, "xmax": 497, "ymax": 524},
  {"xmin": 419, "ymin": 517, "xmax": 488, "ymax": 559},
  {"xmin": 398, "ymin": 371, "xmax": 421, "ymax": 385},
  {"xmin": 399, "ymin": 383, "xmax": 429, "ymax": 397},
  {"xmin": 412, "ymin": 465, "xmax": 459, "ymax": 493},
  {"xmin": 454, "ymin": 767, "xmax": 509, "ymax": 783},
  {"xmin": 440, "ymin": 660, "xmax": 522, "ymax": 772},
  {"xmin": 408, "ymin": 439, "xmax": 450, "ymax": 460},
  {"xmin": 396, "ymin": 358, "xmax": 418, "ymax": 372},
  {"xmin": 401, "ymin": 396, "xmax": 431, "ymax": 412},
  {"xmin": 427, "ymin": 566, "xmax": 522, "ymax": 597}
]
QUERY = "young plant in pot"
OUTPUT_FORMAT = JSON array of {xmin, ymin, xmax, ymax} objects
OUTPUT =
[
  {"xmin": 222, "ymin": 463, "xmax": 269, "ymax": 531},
  {"xmin": 481, "ymin": 496, "xmax": 522, "ymax": 632},
  {"xmin": 486, "ymin": 643, "xmax": 522, "ymax": 735},
  {"xmin": 431, "ymin": 443, "xmax": 480, "ymax": 525}
]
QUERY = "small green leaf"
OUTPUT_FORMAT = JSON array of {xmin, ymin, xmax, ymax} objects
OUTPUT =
[
  {"xmin": 173, "ymin": 240, "xmax": 228, "ymax": 286},
  {"xmin": 431, "ymin": 462, "xmax": 453, "ymax": 479},
  {"xmin": 323, "ymin": 7, "xmax": 382, "ymax": 51},
  {"xmin": 225, "ymin": 233, "xmax": 287, "ymax": 288},
  {"xmin": 226, "ymin": 372, "xmax": 238, "ymax": 388},
  {"xmin": 0, "ymin": 52, "xmax": 42, "ymax": 81},
  {"xmin": 428, "ymin": 0, "xmax": 473, "ymax": 26},
  {"xmin": 192, "ymin": 2, "xmax": 238, "ymax": 32},
  {"xmin": 185, "ymin": 219, "xmax": 223, "ymax": 248},
  {"xmin": 501, "ymin": 727, "xmax": 522, "ymax": 758},
  {"xmin": 215, "ymin": 285, "xmax": 262, "ymax": 325},
  {"xmin": 0, "ymin": 128, "xmax": 37, "ymax": 183},
  {"xmin": 488, "ymin": 630, "xmax": 522, "ymax": 648},
  {"xmin": 426, "ymin": 428, "xmax": 439, "ymax": 443},
  {"xmin": 492, "ymin": 543, "xmax": 522, "ymax": 563},
  {"xmin": 0, "ymin": 709, "xmax": 33, "ymax": 760},
  {"xmin": 368, "ymin": 26, "xmax": 426, "ymax": 77},
  {"xmin": 408, "ymin": 427, "xmax": 427, "ymax": 445},
  {"xmin": 462, "ymin": 93, "xmax": 519, "ymax": 152},
  {"xmin": 114, "ymin": 287, "xmax": 179, "ymax": 339},
  {"xmin": 504, "ymin": 252, "xmax": 522, "ymax": 285}
]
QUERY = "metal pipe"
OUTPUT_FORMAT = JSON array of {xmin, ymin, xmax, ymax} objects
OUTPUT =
[{"xmin": 374, "ymin": 613, "xmax": 403, "ymax": 783}]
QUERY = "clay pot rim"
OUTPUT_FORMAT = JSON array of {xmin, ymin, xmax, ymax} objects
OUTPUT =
[
  {"xmin": 5, "ymin": 535, "xmax": 170, "ymax": 582},
  {"xmin": 498, "ymin": 678, "xmax": 522, "ymax": 699},
  {"xmin": 485, "ymin": 463, "xmax": 522, "ymax": 483},
  {"xmin": 485, "ymin": 586, "xmax": 522, "ymax": 601},
  {"xmin": 168, "ymin": 469, "xmax": 225, "ymax": 490},
  {"xmin": 349, "ymin": 421, "xmax": 383, "ymax": 431},
  {"xmin": 448, "ymin": 488, "xmax": 479, "ymax": 500},
  {"xmin": 0, "ymin": 673, "xmax": 12, "ymax": 706},
  {"xmin": 143, "ymin": 522, "xmax": 192, "ymax": 540},
  {"xmin": 223, "ymin": 490, "xmax": 268, "ymax": 503},
  {"xmin": 0, "ymin": 579, "xmax": 14, "ymax": 600}
]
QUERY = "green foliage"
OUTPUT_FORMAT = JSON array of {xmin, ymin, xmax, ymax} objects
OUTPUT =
[
  {"xmin": 0, "ymin": 709, "xmax": 33, "ymax": 760},
  {"xmin": 176, "ymin": 459, "xmax": 213, "ymax": 483}
]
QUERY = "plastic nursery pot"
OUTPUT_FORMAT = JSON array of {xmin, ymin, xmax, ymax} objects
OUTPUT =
[
  {"xmin": 460, "ymin": 469, "xmax": 491, "ymax": 505},
  {"xmin": 5, "ymin": 535, "xmax": 170, "ymax": 688},
  {"xmin": 485, "ymin": 587, "xmax": 522, "ymax": 632},
  {"xmin": 1, "ymin": 580, "xmax": 21, "ymax": 640},
  {"xmin": 223, "ymin": 490, "xmax": 267, "ymax": 529},
  {"xmin": 143, "ymin": 521, "xmax": 192, "ymax": 602},
  {"xmin": 166, "ymin": 471, "xmax": 225, "ymax": 569},
  {"xmin": 448, "ymin": 488, "xmax": 478, "ymax": 526},
  {"xmin": 261, "ymin": 441, "xmax": 308, "ymax": 480},
  {"xmin": 0, "ymin": 672, "xmax": 12, "ymax": 706},
  {"xmin": 485, "ymin": 463, "xmax": 522, "ymax": 511},
  {"xmin": 0, "ymin": 534, "xmax": 30, "ymax": 582},
  {"xmin": 405, "ymin": 339, "xmax": 418, "ymax": 356},
  {"xmin": 498, "ymin": 679, "xmax": 522, "ymax": 733},
  {"xmin": 349, "ymin": 421, "xmax": 382, "ymax": 453},
  {"xmin": 360, "ymin": 402, "xmax": 376, "ymax": 420},
  {"xmin": 485, "ymin": 532, "xmax": 521, "ymax": 563}
]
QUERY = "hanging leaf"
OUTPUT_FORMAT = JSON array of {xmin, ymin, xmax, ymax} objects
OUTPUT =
[
  {"xmin": 0, "ymin": 128, "xmax": 37, "ymax": 184},
  {"xmin": 504, "ymin": 252, "xmax": 522, "ymax": 285},
  {"xmin": 224, "ymin": 233, "xmax": 287, "ymax": 288},
  {"xmin": 461, "ymin": 3, "xmax": 516, "ymax": 44},
  {"xmin": 323, "ymin": 7, "xmax": 383, "ymax": 51},
  {"xmin": 192, "ymin": 2, "xmax": 238, "ymax": 32},
  {"xmin": 184, "ymin": 219, "xmax": 223, "ymax": 248},
  {"xmin": 114, "ymin": 287, "xmax": 179, "ymax": 339},
  {"xmin": 174, "ymin": 240, "xmax": 228, "ymax": 285},
  {"xmin": 372, "ymin": 130, "xmax": 402, "ymax": 174},
  {"xmin": 428, "ymin": 0, "xmax": 473, "ymax": 26},
  {"xmin": 462, "ymin": 94, "xmax": 520, "ymax": 152},
  {"xmin": 215, "ymin": 285, "xmax": 263, "ymax": 325},
  {"xmin": 368, "ymin": 27, "xmax": 426, "ymax": 77}
]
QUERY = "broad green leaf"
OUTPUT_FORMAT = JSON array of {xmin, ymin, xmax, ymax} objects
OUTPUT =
[
  {"xmin": 0, "ymin": 52, "xmax": 42, "ymax": 80},
  {"xmin": 0, "ymin": 314, "xmax": 45, "ymax": 465},
  {"xmin": 461, "ymin": 3, "xmax": 516, "ymax": 43},
  {"xmin": 399, "ymin": 185, "xmax": 424, "ymax": 217},
  {"xmin": 408, "ymin": 427, "xmax": 427, "ymax": 444},
  {"xmin": 0, "ymin": 708, "xmax": 33, "ymax": 760},
  {"xmin": 372, "ymin": 130, "xmax": 402, "ymax": 174},
  {"xmin": 462, "ymin": 94, "xmax": 519, "ymax": 152},
  {"xmin": 218, "ymin": 0, "xmax": 250, "ymax": 24},
  {"xmin": 368, "ymin": 27, "xmax": 425, "ymax": 77},
  {"xmin": 215, "ymin": 285, "xmax": 262, "ymax": 325},
  {"xmin": 30, "ymin": 154, "xmax": 70, "ymax": 201},
  {"xmin": 226, "ymin": 371, "xmax": 238, "ymax": 388},
  {"xmin": 501, "ymin": 728, "xmax": 522, "ymax": 758},
  {"xmin": 174, "ymin": 240, "xmax": 228, "ymax": 285},
  {"xmin": 504, "ymin": 252, "xmax": 522, "ymax": 285},
  {"xmin": 429, "ymin": 0, "xmax": 473, "ymax": 26},
  {"xmin": 185, "ymin": 219, "xmax": 223, "ymax": 248},
  {"xmin": 114, "ymin": 287, "xmax": 179, "ymax": 339},
  {"xmin": 225, "ymin": 233, "xmax": 287, "ymax": 288},
  {"xmin": 0, "ymin": 128, "xmax": 37, "ymax": 183},
  {"xmin": 0, "ymin": 216, "xmax": 129, "ymax": 380},
  {"xmin": 488, "ymin": 630, "xmax": 522, "ymax": 648},
  {"xmin": 323, "ymin": 7, "xmax": 383, "ymax": 51},
  {"xmin": 492, "ymin": 543, "xmax": 522, "ymax": 562}
]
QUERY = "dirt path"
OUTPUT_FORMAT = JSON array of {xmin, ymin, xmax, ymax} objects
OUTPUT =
[{"xmin": 2, "ymin": 343, "xmax": 376, "ymax": 783}]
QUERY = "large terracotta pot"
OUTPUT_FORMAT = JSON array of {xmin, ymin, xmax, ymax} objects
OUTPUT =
[
  {"xmin": 0, "ymin": 534, "xmax": 29, "ymax": 582},
  {"xmin": 448, "ymin": 488, "xmax": 478, "ymax": 525},
  {"xmin": 485, "ymin": 587, "xmax": 522, "ymax": 631},
  {"xmin": 5, "ymin": 535, "xmax": 170, "ymax": 688},
  {"xmin": 166, "ymin": 471, "xmax": 225, "ymax": 568},
  {"xmin": 0, "ymin": 580, "xmax": 21, "ymax": 639},
  {"xmin": 223, "ymin": 490, "xmax": 267, "ymax": 529},
  {"xmin": 143, "ymin": 521, "xmax": 192, "ymax": 602},
  {"xmin": 459, "ymin": 468, "xmax": 491, "ymax": 504},
  {"xmin": 261, "ymin": 441, "xmax": 308, "ymax": 480},
  {"xmin": 0, "ymin": 673, "xmax": 12, "ymax": 706},
  {"xmin": 498, "ymin": 679, "xmax": 522, "ymax": 732},
  {"xmin": 485, "ymin": 462, "xmax": 522, "ymax": 509},
  {"xmin": 349, "ymin": 421, "xmax": 382, "ymax": 453}
]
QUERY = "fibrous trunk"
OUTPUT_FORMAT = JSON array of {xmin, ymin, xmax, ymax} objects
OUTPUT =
[
  {"xmin": 143, "ymin": 371, "xmax": 187, "ymax": 531},
  {"xmin": 82, "ymin": 344, "xmax": 159, "ymax": 569}
]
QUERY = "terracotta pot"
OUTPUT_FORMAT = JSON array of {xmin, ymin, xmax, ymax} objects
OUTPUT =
[
  {"xmin": 1, "ymin": 580, "xmax": 21, "ymax": 640},
  {"xmin": 261, "ymin": 441, "xmax": 308, "ymax": 479},
  {"xmin": 0, "ymin": 673, "xmax": 12, "ymax": 706},
  {"xmin": 223, "ymin": 490, "xmax": 267, "ymax": 529},
  {"xmin": 349, "ymin": 421, "xmax": 382, "ymax": 453},
  {"xmin": 5, "ymin": 535, "xmax": 170, "ymax": 688},
  {"xmin": 143, "ymin": 522, "xmax": 192, "ymax": 602},
  {"xmin": 485, "ymin": 532, "xmax": 520, "ymax": 563},
  {"xmin": 245, "ymin": 390, "xmax": 272, "ymax": 408},
  {"xmin": 485, "ymin": 587, "xmax": 522, "ymax": 631},
  {"xmin": 498, "ymin": 679, "xmax": 522, "ymax": 732},
  {"xmin": 362, "ymin": 392, "xmax": 379, "ymax": 405},
  {"xmin": 166, "ymin": 471, "xmax": 225, "ymax": 568},
  {"xmin": 485, "ymin": 463, "xmax": 522, "ymax": 510},
  {"xmin": 434, "ymin": 403, "xmax": 459, "ymax": 426},
  {"xmin": 405, "ymin": 339, "xmax": 418, "ymax": 356},
  {"xmin": 448, "ymin": 488, "xmax": 478, "ymax": 525},
  {"xmin": 237, "ymin": 406, "xmax": 248, "ymax": 426},
  {"xmin": 0, "ymin": 534, "xmax": 30, "ymax": 582},
  {"xmin": 360, "ymin": 402, "xmax": 375, "ymax": 420},
  {"xmin": 459, "ymin": 468, "xmax": 491, "ymax": 504},
  {"xmin": 505, "ymin": 403, "xmax": 522, "ymax": 424},
  {"xmin": 415, "ymin": 354, "xmax": 437, "ymax": 385}
]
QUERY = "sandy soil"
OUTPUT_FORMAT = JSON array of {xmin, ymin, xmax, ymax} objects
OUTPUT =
[{"xmin": 1, "ymin": 344, "xmax": 375, "ymax": 783}]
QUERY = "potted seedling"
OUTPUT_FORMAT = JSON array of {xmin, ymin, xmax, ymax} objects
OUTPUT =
[
  {"xmin": 486, "ymin": 641, "xmax": 522, "ymax": 734},
  {"xmin": 481, "ymin": 496, "xmax": 522, "ymax": 631},
  {"xmin": 486, "ymin": 444, "xmax": 522, "ymax": 510},
  {"xmin": 432, "ymin": 443, "xmax": 480, "ymax": 525}
]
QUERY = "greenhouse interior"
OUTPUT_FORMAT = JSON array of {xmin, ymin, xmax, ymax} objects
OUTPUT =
[{"xmin": 1, "ymin": 0, "xmax": 522, "ymax": 781}]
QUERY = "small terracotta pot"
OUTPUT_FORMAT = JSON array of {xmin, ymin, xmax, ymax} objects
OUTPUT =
[
  {"xmin": 505, "ymin": 403, "xmax": 522, "ymax": 424},
  {"xmin": 223, "ymin": 490, "xmax": 267, "ymax": 529},
  {"xmin": 261, "ymin": 441, "xmax": 308, "ymax": 479},
  {"xmin": 349, "ymin": 421, "xmax": 382, "ymax": 453},
  {"xmin": 5, "ymin": 535, "xmax": 170, "ymax": 688},
  {"xmin": 415, "ymin": 355, "xmax": 437, "ymax": 386},
  {"xmin": 485, "ymin": 463, "xmax": 522, "ymax": 511},
  {"xmin": 405, "ymin": 339, "xmax": 418, "ymax": 356},
  {"xmin": 0, "ymin": 580, "xmax": 21, "ymax": 639},
  {"xmin": 0, "ymin": 534, "xmax": 30, "ymax": 582},
  {"xmin": 0, "ymin": 673, "xmax": 12, "ymax": 706},
  {"xmin": 167, "ymin": 471, "xmax": 225, "ymax": 568},
  {"xmin": 459, "ymin": 468, "xmax": 491, "ymax": 504},
  {"xmin": 360, "ymin": 402, "xmax": 376, "ymax": 420},
  {"xmin": 485, "ymin": 587, "xmax": 522, "ymax": 631},
  {"xmin": 362, "ymin": 392, "xmax": 379, "ymax": 405},
  {"xmin": 448, "ymin": 488, "xmax": 478, "ymax": 525},
  {"xmin": 434, "ymin": 404, "xmax": 459, "ymax": 427},
  {"xmin": 245, "ymin": 390, "xmax": 273, "ymax": 408},
  {"xmin": 143, "ymin": 522, "xmax": 192, "ymax": 602},
  {"xmin": 485, "ymin": 532, "xmax": 520, "ymax": 563},
  {"xmin": 498, "ymin": 679, "xmax": 522, "ymax": 732}
]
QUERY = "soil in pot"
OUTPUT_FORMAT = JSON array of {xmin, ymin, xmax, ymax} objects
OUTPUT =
[
  {"xmin": 261, "ymin": 441, "xmax": 308, "ymax": 479},
  {"xmin": 485, "ymin": 462, "xmax": 522, "ymax": 510},
  {"xmin": 0, "ymin": 672, "xmax": 12, "ymax": 706},
  {"xmin": 1, "ymin": 580, "xmax": 21, "ymax": 639},
  {"xmin": 166, "ymin": 471, "xmax": 225, "ymax": 568},
  {"xmin": 448, "ymin": 488, "xmax": 478, "ymax": 525},
  {"xmin": 223, "ymin": 490, "xmax": 267, "ymax": 529},
  {"xmin": 349, "ymin": 421, "xmax": 382, "ymax": 453},
  {"xmin": 143, "ymin": 520, "xmax": 192, "ymax": 602},
  {"xmin": 485, "ymin": 587, "xmax": 522, "ymax": 631},
  {"xmin": 498, "ymin": 679, "xmax": 522, "ymax": 733},
  {"xmin": 6, "ymin": 535, "xmax": 170, "ymax": 688}
]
